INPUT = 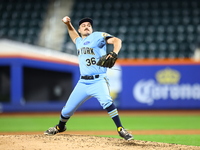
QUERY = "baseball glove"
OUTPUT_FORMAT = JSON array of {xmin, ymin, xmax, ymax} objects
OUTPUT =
[{"xmin": 97, "ymin": 52, "xmax": 118, "ymax": 68}]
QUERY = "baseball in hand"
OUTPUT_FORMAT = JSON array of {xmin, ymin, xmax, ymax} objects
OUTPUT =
[{"xmin": 62, "ymin": 16, "xmax": 69, "ymax": 23}]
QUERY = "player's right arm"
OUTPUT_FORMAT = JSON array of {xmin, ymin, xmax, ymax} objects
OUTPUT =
[{"xmin": 62, "ymin": 16, "xmax": 80, "ymax": 43}]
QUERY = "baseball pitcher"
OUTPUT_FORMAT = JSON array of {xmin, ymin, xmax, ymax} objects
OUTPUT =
[{"xmin": 44, "ymin": 16, "xmax": 133, "ymax": 140}]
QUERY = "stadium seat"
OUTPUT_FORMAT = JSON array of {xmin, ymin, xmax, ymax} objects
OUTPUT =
[
  {"xmin": 0, "ymin": 0, "xmax": 49, "ymax": 45},
  {"xmin": 61, "ymin": 0, "xmax": 200, "ymax": 58}
]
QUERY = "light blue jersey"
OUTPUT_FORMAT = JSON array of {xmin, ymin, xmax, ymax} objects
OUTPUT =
[
  {"xmin": 75, "ymin": 32, "xmax": 113, "ymax": 76},
  {"xmin": 61, "ymin": 31, "xmax": 114, "ymax": 118}
]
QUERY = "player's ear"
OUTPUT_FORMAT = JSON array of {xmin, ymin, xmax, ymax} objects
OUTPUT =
[{"xmin": 78, "ymin": 28, "xmax": 81, "ymax": 33}]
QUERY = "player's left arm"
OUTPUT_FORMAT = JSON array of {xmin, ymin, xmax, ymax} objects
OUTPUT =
[
  {"xmin": 106, "ymin": 37, "xmax": 122, "ymax": 55},
  {"xmin": 96, "ymin": 36, "xmax": 121, "ymax": 68}
]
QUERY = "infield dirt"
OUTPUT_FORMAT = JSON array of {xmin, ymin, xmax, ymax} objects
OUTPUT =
[
  {"xmin": 0, "ymin": 110, "xmax": 200, "ymax": 150},
  {"xmin": 1, "ymin": 134, "xmax": 200, "ymax": 150}
]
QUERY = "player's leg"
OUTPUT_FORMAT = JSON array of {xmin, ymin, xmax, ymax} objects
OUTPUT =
[
  {"xmin": 57, "ymin": 82, "xmax": 90, "ymax": 130},
  {"xmin": 44, "ymin": 81, "xmax": 90, "ymax": 135},
  {"xmin": 91, "ymin": 77, "xmax": 133, "ymax": 140},
  {"xmin": 105, "ymin": 103, "xmax": 133, "ymax": 140},
  {"xmin": 90, "ymin": 77, "xmax": 122, "ymax": 127}
]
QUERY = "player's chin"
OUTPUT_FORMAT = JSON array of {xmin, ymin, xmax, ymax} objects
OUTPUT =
[{"xmin": 83, "ymin": 32, "xmax": 91, "ymax": 36}]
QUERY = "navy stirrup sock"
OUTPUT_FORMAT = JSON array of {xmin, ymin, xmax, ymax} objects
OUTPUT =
[
  {"xmin": 58, "ymin": 115, "xmax": 70, "ymax": 129},
  {"xmin": 106, "ymin": 103, "xmax": 123, "ymax": 128}
]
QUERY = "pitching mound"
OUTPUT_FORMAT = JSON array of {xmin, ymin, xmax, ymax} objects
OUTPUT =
[{"xmin": 0, "ymin": 134, "xmax": 199, "ymax": 150}]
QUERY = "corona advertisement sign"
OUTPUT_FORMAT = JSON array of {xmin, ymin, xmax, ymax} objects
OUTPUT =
[
  {"xmin": 133, "ymin": 68, "xmax": 200, "ymax": 106},
  {"xmin": 120, "ymin": 65, "xmax": 200, "ymax": 109}
]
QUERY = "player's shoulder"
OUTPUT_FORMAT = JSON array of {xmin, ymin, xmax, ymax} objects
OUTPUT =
[
  {"xmin": 75, "ymin": 36, "xmax": 81, "ymax": 43},
  {"xmin": 92, "ymin": 31, "xmax": 102, "ymax": 36},
  {"xmin": 92, "ymin": 31, "xmax": 113, "ymax": 38}
]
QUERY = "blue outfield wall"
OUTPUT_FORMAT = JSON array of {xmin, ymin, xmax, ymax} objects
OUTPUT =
[
  {"xmin": 0, "ymin": 57, "xmax": 200, "ymax": 112},
  {"xmin": 120, "ymin": 65, "xmax": 200, "ymax": 110}
]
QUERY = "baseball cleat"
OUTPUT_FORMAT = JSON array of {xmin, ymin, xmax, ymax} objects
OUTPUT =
[
  {"xmin": 44, "ymin": 125, "xmax": 66, "ymax": 135},
  {"xmin": 117, "ymin": 127, "xmax": 133, "ymax": 140}
]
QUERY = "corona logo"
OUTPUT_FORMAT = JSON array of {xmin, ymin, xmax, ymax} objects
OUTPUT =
[{"xmin": 156, "ymin": 68, "xmax": 180, "ymax": 84}]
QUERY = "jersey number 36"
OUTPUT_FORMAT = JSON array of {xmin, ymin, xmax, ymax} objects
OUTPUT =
[{"xmin": 86, "ymin": 57, "xmax": 96, "ymax": 66}]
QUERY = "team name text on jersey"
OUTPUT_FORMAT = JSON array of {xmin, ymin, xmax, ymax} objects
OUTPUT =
[{"xmin": 78, "ymin": 47, "xmax": 95, "ymax": 55}]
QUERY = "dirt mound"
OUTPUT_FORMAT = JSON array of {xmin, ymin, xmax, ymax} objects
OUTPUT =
[{"xmin": 0, "ymin": 134, "xmax": 199, "ymax": 150}]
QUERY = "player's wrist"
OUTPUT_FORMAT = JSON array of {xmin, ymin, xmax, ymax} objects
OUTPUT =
[
  {"xmin": 110, "ymin": 51, "xmax": 118, "ymax": 57},
  {"xmin": 113, "ymin": 51, "xmax": 119, "ymax": 55}
]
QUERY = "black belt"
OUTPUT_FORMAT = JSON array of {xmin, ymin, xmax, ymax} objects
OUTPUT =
[{"xmin": 81, "ymin": 75, "xmax": 99, "ymax": 80}]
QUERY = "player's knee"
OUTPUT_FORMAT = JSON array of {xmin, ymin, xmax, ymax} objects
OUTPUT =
[
  {"xmin": 61, "ymin": 107, "xmax": 74, "ymax": 118},
  {"xmin": 101, "ymin": 101, "xmax": 113, "ymax": 109}
]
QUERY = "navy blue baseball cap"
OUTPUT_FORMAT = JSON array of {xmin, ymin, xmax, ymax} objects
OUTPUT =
[{"xmin": 79, "ymin": 17, "xmax": 93, "ymax": 26}]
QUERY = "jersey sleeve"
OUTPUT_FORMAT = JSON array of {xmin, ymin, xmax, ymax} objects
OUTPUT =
[
  {"xmin": 96, "ymin": 32, "xmax": 114, "ymax": 48},
  {"xmin": 101, "ymin": 32, "xmax": 114, "ymax": 40},
  {"xmin": 75, "ymin": 37, "xmax": 81, "ymax": 44}
]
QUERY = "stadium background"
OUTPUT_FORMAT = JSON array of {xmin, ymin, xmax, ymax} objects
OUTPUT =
[{"xmin": 0, "ymin": 0, "xmax": 200, "ymax": 112}]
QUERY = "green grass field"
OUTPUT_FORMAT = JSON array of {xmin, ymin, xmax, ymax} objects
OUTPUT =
[{"xmin": 0, "ymin": 113, "xmax": 200, "ymax": 147}]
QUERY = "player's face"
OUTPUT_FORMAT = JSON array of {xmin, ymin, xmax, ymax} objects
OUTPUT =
[{"xmin": 78, "ymin": 22, "xmax": 93, "ymax": 36}]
